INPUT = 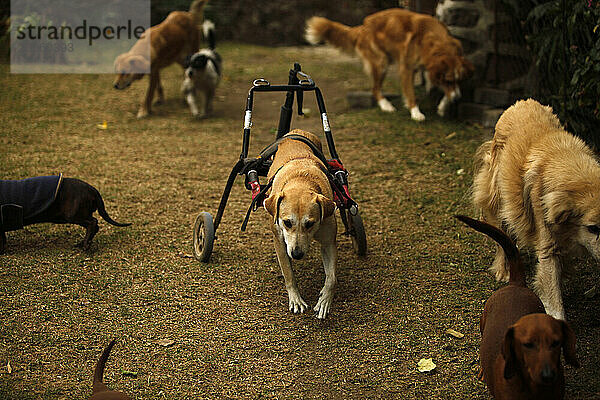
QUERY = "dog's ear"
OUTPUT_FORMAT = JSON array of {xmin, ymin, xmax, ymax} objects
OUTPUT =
[
  {"xmin": 315, "ymin": 194, "xmax": 335, "ymax": 222},
  {"xmin": 560, "ymin": 320, "xmax": 580, "ymax": 368},
  {"xmin": 183, "ymin": 54, "xmax": 192, "ymax": 69},
  {"xmin": 264, "ymin": 192, "xmax": 284, "ymax": 224},
  {"xmin": 128, "ymin": 55, "xmax": 150, "ymax": 74},
  {"xmin": 543, "ymin": 191, "xmax": 573, "ymax": 225},
  {"xmin": 502, "ymin": 327, "xmax": 517, "ymax": 379}
]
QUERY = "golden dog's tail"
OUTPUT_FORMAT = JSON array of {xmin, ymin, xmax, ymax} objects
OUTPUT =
[
  {"xmin": 454, "ymin": 215, "xmax": 526, "ymax": 287},
  {"xmin": 305, "ymin": 16, "xmax": 361, "ymax": 54},
  {"xmin": 189, "ymin": 0, "xmax": 208, "ymax": 27}
]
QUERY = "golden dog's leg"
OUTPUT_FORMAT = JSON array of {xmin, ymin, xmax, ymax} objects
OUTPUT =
[
  {"xmin": 155, "ymin": 74, "xmax": 165, "ymax": 105},
  {"xmin": 314, "ymin": 221, "xmax": 337, "ymax": 319},
  {"xmin": 534, "ymin": 255, "xmax": 566, "ymax": 320},
  {"xmin": 138, "ymin": 71, "xmax": 159, "ymax": 119},
  {"xmin": 272, "ymin": 230, "xmax": 308, "ymax": 314},
  {"xmin": 358, "ymin": 46, "xmax": 395, "ymax": 113},
  {"xmin": 398, "ymin": 63, "xmax": 425, "ymax": 121}
]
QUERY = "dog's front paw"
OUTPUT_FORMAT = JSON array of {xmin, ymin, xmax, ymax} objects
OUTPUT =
[
  {"xmin": 314, "ymin": 291, "xmax": 334, "ymax": 319},
  {"xmin": 377, "ymin": 98, "xmax": 397, "ymax": 113},
  {"xmin": 288, "ymin": 291, "xmax": 308, "ymax": 314},
  {"xmin": 136, "ymin": 109, "xmax": 149, "ymax": 119},
  {"xmin": 410, "ymin": 106, "xmax": 426, "ymax": 122}
]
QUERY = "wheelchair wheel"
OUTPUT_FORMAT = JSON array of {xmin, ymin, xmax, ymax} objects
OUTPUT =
[
  {"xmin": 348, "ymin": 209, "xmax": 367, "ymax": 257},
  {"xmin": 193, "ymin": 212, "xmax": 215, "ymax": 263}
]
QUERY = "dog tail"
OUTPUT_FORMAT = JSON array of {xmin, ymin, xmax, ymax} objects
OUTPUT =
[
  {"xmin": 92, "ymin": 339, "xmax": 117, "ymax": 394},
  {"xmin": 203, "ymin": 20, "xmax": 216, "ymax": 50},
  {"xmin": 454, "ymin": 215, "xmax": 526, "ymax": 287},
  {"xmin": 95, "ymin": 189, "xmax": 132, "ymax": 227},
  {"xmin": 189, "ymin": 0, "xmax": 208, "ymax": 27},
  {"xmin": 305, "ymin": 16, "xmax": 361, "ymax": 54}
]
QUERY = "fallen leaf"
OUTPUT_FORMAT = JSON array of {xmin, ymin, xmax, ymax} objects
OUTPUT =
[
  {"xmin": 7, "ymin": 361, "xmax": 12, "ymax": 374},
  {"xmin": 584, "ymin": 286, "xmax": 597, "ymax": 298},
  {"xmin": 97, "ymin": 120, "xmax": 108, "ymax": 130},
  {"xmin": 446, "ymin": 328, "xmax": 464, "ymax": 339},
  {"xmin": 156, "ymin": 339, "xmax": 175, "ymax": 347},
  {"xmin": 122, "ymin": 370, "xmax": 138, "ymax": 377},
  {"xmin": 445, "ymin": 132, "xmax": 457, "ymax": 139},
  {"xmin": 417, "ymin": 358, "xmax": 436, "ymax": 373},
  {"xmin": 456, "ymin": 169, "xmax": 465, "ymax": 175}
]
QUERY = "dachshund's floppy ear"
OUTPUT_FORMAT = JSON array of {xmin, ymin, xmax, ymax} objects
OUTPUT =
[
  {"xmin": 502, "ymin": 327, "xmax": 517, "ymax": 379},
  {"xmin": 561, "ymin": 320, "xmax": 580, "ymax": 368},
  {"xmin": 264, "ymin": 192, "xmax": 284, "ymax": 224},
  {"xmin": 315, "ymin": 194, "xmax": 335, "ymax": 222}
]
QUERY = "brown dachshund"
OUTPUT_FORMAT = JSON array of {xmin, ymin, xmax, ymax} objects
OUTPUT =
[
  {"xmin": 89, "ymin": 339, "xmax": 132, "ymax": 400},
  {"xmin": 455, "ymin": 215, "xmax": 579, "ymax": 399}
]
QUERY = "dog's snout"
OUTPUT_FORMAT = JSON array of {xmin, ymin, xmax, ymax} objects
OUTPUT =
[
  {"xmin": 113, "ymin": 83, "xmax": 119, "ymax": 89},
  {"xmin": 540, "ymin": 365, "xmax": 556, "ymax": 384},
  {"xmin": 291, "ymin": 248, "xmax": 305, "ymax": 260}
]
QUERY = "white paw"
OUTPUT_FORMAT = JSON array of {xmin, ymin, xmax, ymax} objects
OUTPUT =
[
  {"xmin": 450, "ymin": 87, "xmax": 461, "ymax": 101},
  {"xmin": 314, "ymin": 291, "xmax": 334, "ymax": 319},
  {"xmin": 136, "ymin": 109, "xmax": 149, "ymax": 119},
  {"xmin": 410, "ymin": 106, "xmax": 425, "ymax": 122},
  {"xmin": 288, "ymin": 291, "xmax": 308, "ymax": 314},
  {"xmin": 378, "ymin": 98, "xmax": 397, "ymax": 113},
  {"xmin": 437, "ymin": 97, "xmax": 450, "ymax": 117}
]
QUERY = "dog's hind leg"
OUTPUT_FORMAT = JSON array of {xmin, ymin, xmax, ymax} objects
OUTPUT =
[
  {"xmin": 0, "ymin": 231, "xmax": 6, "ymax": 254},
  {"xmin": 357, "ymin": 46, "xmax": 395, "ymax": 113},
  {"xmin": 76, "ymin": 218, "xmax": 99, "ymax": 250},
  {"xmin": 272, "ymin": 231, "xmax": 307, "ymax": 314},
  {"xmin": 196, "ymin": 90, "xmax": 208, "ymax": 119},
  {"xmin": 534, "ymin": 255, "xmax": 566, "ymax": 320},
  {"xmin": 398, "ymin": 63, "xmax": 425, "ymax": 121}
]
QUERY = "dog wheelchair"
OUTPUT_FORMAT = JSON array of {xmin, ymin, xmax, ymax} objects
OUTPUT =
[{"xmin": 192, "ymin": 63, "xmax": 367, "ymax": 262}]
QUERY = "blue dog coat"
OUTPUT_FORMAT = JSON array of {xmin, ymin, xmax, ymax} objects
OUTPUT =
[{"xmin": 0, "ymin": 174, "xmax": 63, "ymax": 231}]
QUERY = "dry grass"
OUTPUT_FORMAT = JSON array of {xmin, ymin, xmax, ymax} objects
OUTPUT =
[{"xmin": 0, "ymin": 43, "xmax": 598, "ymax": 399}]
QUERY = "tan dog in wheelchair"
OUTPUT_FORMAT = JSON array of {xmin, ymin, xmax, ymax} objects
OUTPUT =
[{"xmin": 264, "ymin": 129, "xmax": 338, "ymax": 319}]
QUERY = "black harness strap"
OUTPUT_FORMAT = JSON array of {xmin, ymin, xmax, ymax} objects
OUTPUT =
[
  {"xmin": 240, "ymin": 166, "xmax": 282, "ymax": 232},
  {"xmin": 239, "ymin": 134, "xmax": 357, "ymax": 231}
]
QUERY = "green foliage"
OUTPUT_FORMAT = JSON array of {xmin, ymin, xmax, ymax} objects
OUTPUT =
[{"xmin": 503, "ymin": 0, "xmax": 600, "ymax": 148}]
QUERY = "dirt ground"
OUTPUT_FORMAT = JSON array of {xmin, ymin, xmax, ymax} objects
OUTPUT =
[{"xmin": 1, "ymin": 43, "xmax": 599, "ymax": 399}]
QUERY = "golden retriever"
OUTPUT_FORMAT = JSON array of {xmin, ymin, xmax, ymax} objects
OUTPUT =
[
  {"xmin": 263, "ymin": 129, "xmax": 337, "ymax": 319},
  {"xmin": 113, "ymin": 0, "xmax": 207, "ymax": 118},
  {"xmin": 473, "ymin": 98, "xmax": 600, "ymax": 320},
  {"xmin": 305, "ymin": 8, "xmax": 473, "ymax": 121}
]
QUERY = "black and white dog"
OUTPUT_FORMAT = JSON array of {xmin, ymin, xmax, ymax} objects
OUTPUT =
[{"xmin": 182, "ymin": 21, "xmax": 222, "ymax": 119}]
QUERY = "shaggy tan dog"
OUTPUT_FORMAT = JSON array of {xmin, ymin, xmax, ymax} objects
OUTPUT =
[
  {"xmin": 113, "ymin": 0, "xmax": 207, "ymax": 118},
  {"xmin": 473, "ymin": 98, "xmax": 600, "ymax": 320},
  {"xmin": 305, "ymin": 8, "xmax": 473, "ymax": 121}
]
